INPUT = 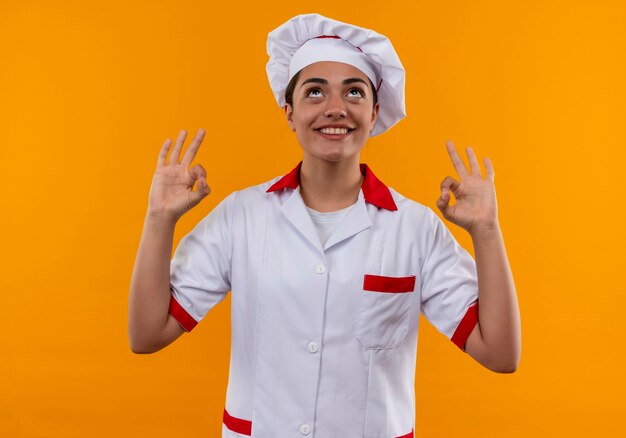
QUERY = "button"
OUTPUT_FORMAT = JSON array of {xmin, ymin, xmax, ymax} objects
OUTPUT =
[
  {"xmin": 300, "ymin": 423, "xmax": 311, "ymax": 435},
  {"xmin": 315, "ymin": 264, "xmax": 326, "ymax": 274},
  {"xmin": 307, "ymin": 342, "xmax": 319, "ymax": 353}
]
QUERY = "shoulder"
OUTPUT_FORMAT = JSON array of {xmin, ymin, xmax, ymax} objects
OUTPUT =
[
  {"xmin": 231, "ymin": 174, "xmax": 284, "ymax": 205},
  {"xmin": 387, "ymin": 186, "xmax": 439, "ymax": 225},
  {"xmin": 216, "ymin": 173, "xmax": 292, "ymax": 215}
]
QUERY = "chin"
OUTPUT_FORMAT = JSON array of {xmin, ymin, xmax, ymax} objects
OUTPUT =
[
  {"xmin": 321, "ymin": 151, "xmax": 345, "ymax": 161},
  {"xmin": 314, "ymin": 149, "xmax": 358, "ymax": 163},
  {"xmin": 301, "ymin": 139, "xmax": 365, "ymax": 163}
]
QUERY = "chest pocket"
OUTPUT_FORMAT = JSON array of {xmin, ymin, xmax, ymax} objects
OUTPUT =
[{"xmin": 354, "ymin": 274, "xmax": 416, "ymax": 349}]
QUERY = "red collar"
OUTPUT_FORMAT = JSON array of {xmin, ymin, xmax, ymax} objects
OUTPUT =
[{"xmin": 266, "ymin": 162, "xmax": 398, "ymax": 211}]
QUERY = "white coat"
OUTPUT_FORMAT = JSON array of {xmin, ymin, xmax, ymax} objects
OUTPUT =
[{"xmin": 168, "ymin": 162, "xmax": 479, "ymax": 438}]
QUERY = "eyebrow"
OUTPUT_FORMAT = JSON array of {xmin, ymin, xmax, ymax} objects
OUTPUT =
[{"xmin": 300, "ymin": 77, "xmax": 370, "ymax": 88}]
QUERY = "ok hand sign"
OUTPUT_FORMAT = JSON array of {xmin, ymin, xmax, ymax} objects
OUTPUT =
[
  {"xmin": 147, "ymin": 128, "xmax": 210, "ymax": 222},
  {"xmin": 435, "ymin": 140, "xmax": 498, "ymax": 237}
]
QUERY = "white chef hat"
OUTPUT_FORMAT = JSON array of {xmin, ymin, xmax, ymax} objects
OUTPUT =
[{"xmin": 266, "ymin": 13, "xmax": 406, "ymax": 136}]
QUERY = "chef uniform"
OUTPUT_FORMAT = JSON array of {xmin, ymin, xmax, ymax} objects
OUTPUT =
[{"xmin": 168, "ymin": 14, "xmax": 479, "ymax": 438}]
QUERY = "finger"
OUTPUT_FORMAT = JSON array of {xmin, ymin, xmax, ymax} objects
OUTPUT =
[
  {"xmin": 195, "ymin": 175, "xmax": 211, "ymax": 196},
  {"xmin": 465, "ymin": 146, "xmax": 482, "ymax": 177},
  {"xmin": 438, "ymin": 176, "xmax": 459, "ymax": 221},
  {"xmin": 180, "ymin": 128, "xmax": 206, "ymax": 167},
  {"xmin": 169, "ymin": 129, "xmax": 187, "ymax": 165},
  {"xmin": 435, "ymin": 187, "xmax": 453, "ymax": 220},
  {"xmin": 186, "ymin": 174, "xmax": 212, "ymax": 210},
  {"xmin": 446, "ymin": 140, "xmax": 470, "ymax": 177},
  {"xmin": 440, "ymin": 175, "xmax": 460, "ymax": 193},
  {"xmin": 200, "ymin": 176, "xmax": 211, "ymax": 195},
  {"xmin": 188, "ymin": 163, "xmax": 207, "ymax": 185},
  {"xmin": 484, "ymin": 157, "xmax": 495, "ymax": 181},
  {"xmin": 157, "ymin": 137, "xmax": 172, "ymax": 167}
]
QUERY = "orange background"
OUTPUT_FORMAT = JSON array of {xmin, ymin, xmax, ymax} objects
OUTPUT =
[{"xmin": 1, "ymin": 0, "xmax": 625, "ymax": 436}]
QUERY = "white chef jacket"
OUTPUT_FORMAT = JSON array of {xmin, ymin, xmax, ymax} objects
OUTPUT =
[
  {"xmin": 168, "ymin": 161, "xmax": 479, "ymax": 438},
  {"xmin": 306, "ymin": 202, "xmax": 356, "ymax": 246}
]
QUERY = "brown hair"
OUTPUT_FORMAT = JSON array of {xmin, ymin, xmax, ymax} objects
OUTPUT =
[{"xmin": 284, "ymin": 69, "xmax": 379, "ymax": 109}]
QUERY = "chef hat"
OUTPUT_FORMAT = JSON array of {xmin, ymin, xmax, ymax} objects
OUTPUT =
[{"xmin": 266, "ymin": 13, "xmax": 406, "ymax": 136}]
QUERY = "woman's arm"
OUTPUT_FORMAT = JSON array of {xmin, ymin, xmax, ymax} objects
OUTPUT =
[
  {"xmin": 128, "ymin": 128, "xmax": 211, "ymax": 353},
  {"xmin": 436, "ymin": 140, "xmax": 521, "ymax": 373},
  {"xmin": 464, "ymin": 224, "xmax": 521, "ymax": 372},
  {"xmin": 129, "ymin": 213, "xmax": 185, "ymax": 354}
]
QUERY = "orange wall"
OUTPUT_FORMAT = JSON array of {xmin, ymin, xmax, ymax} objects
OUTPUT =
[{"xmin": 1, "ymin": 0, "xmax": 624, "ymax": 436}]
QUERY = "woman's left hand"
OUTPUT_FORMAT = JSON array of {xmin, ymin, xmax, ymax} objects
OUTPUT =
[{"xmin": 435, "ymin": 140, "xmax": 499, "ymax": 237}]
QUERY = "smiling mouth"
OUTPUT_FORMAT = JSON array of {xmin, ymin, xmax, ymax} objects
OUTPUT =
[{"xmin": 316, "ymin": 127, "xmax": 355, "ymax": 135}]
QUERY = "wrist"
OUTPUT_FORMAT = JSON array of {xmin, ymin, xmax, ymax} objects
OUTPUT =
[
  {"xmin": 146, "ymin": 209, "xmax": 179, "ymax": 227},
  {"xmin": 469, "ymin": 221, "xmax": 501, "ymax": 241}
]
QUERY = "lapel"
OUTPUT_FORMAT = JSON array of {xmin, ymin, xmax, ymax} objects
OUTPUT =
[
  {"xmin": 267, "ymin": 161, "xmax": 397, "ymax": 254},
  {"xmin": 323, "ymin": 190, "xmax": 372, "ymax": 251},
  {"xmin": 280, "ymin": 185, "xmax": 325, "ymax": 254}
]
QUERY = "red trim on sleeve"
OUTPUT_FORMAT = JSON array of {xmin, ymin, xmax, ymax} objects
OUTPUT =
[
  {"xmin": 451, "ymin": 300, "xmax": 479, "ymax": 352},
  {"xmin": 396, "ymin": 428, "xmax": 414, "ymax": 438},
  {"xmin": 168, "ymin": 294, "xmax": 198, "ymax": 332},
  {"xmin": 363, "ymin": 274, "xmax": 416, "ymax": 293},
  {"xmin": 223, "ymin": 408, "xmax": 252, "ymax": 436}
]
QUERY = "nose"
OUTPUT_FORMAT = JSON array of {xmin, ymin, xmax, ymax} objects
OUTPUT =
[{"xmin": 324, "ymin": 93, "xmax": 347, "ymax": 118}]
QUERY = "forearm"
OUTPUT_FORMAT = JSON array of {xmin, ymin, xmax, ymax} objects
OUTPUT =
[
  {"xmin": 128, "ymin": 213, "xmax": 177, "ymax": 351},
  {"xmin": 470, "ymin": 224, "xmax": 521, "ymax": 371}
]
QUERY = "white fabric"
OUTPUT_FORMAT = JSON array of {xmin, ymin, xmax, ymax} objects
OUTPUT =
[
  {"xmin": 305, "ymin": 201, "xmax": 356, "ymax": 247},
  {"xmin": 289, "ymin": 37, "xmax": 380, "ymax": 89},
  {"xmin": 168, "ymin": 171, "xmax": 478, "ymax": 437},
  {"xmin": 266, "ymin": 13, "xmax": 406, "ymax": 136}
]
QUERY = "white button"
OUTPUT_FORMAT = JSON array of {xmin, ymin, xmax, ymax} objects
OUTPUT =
[
  {"xmin": 300, "ymin": 423, "xmax": 311, "ymax": 435},
  {"xmin": 315, "ymin": 264, "xmax": 326, "ymax": 274},
  {"xmin": 307, "ymin": 342, "xmax": 319, "ymax": 353}
]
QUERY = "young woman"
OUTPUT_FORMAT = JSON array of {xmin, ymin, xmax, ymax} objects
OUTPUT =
[{"xmin": 129, "ymin": 13, "xmax": 521, "ymax": 438}]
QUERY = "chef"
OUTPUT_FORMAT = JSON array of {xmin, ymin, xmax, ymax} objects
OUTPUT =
[{"xmin": 129, "ymin": 12, "xmax": 521, "ymax": 438}]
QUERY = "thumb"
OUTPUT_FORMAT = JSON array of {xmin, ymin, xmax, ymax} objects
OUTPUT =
[
  {"xmin": 188, "ymin": 163, "xmax": 207, "ymax": 184},
  {"xmin": 196, "ymin": 175, "xmax": 211, "ymax": 197},
  {"xmin": 187, "ymin": 176, "xmax": 211, "ymax": 210},
  {"xmin": 435, "ymin": 187, "xmax": 451, "ymax": 219},
  {"xmin": 187, "ymin": 164, "xmax": 211, "ymax": 208},
  {"xmin": 436, "ymin": 176, "xmax": 459, "ymax": 221},
  {"xmin": 188, "ymin": 163, "xmax": 211, "ymax": 195}
]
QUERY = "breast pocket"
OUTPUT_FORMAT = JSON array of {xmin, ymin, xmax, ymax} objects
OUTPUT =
[{"xmin": 354, "ymin": 274, "xmax": 416, "ymax": 349}]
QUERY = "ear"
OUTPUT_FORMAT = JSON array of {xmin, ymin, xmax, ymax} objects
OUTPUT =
[
  {"xmin": 284, "ymin": 103, "xmax": 295, "ymax": 131},
  {"xmin": 370, "ymin": 102, "xmax": 380, "ymax": 132}
]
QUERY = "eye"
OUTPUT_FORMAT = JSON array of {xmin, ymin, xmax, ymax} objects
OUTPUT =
[
  {"xmin": 347, "ymin": 88, "xmax": 365, "ymax": 98},
  {"xmin": 306, "ymin": 88, "xmax": 323, "ymax": 97}
]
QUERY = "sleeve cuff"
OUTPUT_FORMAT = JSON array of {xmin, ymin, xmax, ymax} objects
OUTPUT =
[
  {"xmin": 168, "ymin": 292, "xmax": 198, "ymax": 332},
  {"xmin": 451, "ymin": 300, "xmax": 479, "ymax": 352}
]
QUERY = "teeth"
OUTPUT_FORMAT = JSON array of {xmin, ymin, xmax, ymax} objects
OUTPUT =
[{"xmin": 320, "ymin": 127, "xmax": 349, "ymax": 135}]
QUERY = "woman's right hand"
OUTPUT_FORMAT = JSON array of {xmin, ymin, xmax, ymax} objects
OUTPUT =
[{"xmin": 147, "ymin": 128, "xmax": 211, "ymax": 222}]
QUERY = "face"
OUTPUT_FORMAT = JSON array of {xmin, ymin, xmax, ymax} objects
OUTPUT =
[{"xmin": 284, "ymin": 61, "xmax": 380, "ymax": 164}]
